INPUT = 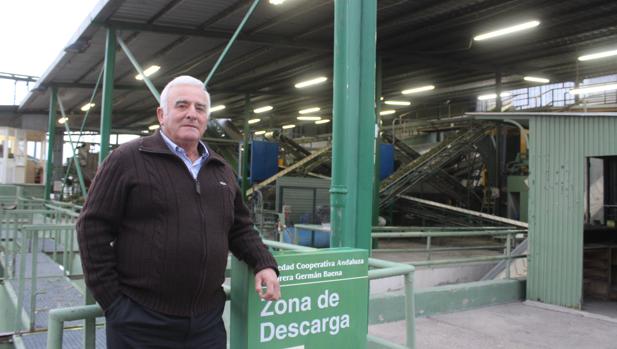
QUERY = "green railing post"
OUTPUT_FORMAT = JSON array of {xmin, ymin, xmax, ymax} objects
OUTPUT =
[
  {"xmin": 99, "ymin": 27, "xmax": 116, "ymax": 164},
  {"xmin": 405, "ymin": 272, "xmax": 416, "ymax": 349},
  {"xmin": 44, "ymin": 87, "xmax": 58, "ymax": 200},
  {"xmin": 506, "ymin": 233, "xmax": 512, "ymax": 279},
  {"xmin": 331, "ymin": 0, "xmax": 377, "ymax": 249},
  {"xmin": 29, "ymin": 230, "xmax": 38, "ymax": 331},
  {"xmin": 15, "ymin": 229, "xmax": 28, "ymax": 331}
]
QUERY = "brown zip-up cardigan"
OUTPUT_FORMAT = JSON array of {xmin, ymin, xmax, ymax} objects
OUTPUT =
[{"xmin": 76, "ymin": 131, "xmax": 278, "ymax": 317}]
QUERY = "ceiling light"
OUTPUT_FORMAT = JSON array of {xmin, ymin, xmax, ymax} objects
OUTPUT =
[
  {"xmin": 282, "ymin": 124, "xmax": 296, "ymax": 129},
  {"xmin": 135, "ymin": 65, "xmax": 161, "ymax": 80},
  {"xmin": 299, "ymin": 107, "xmax": 320, "ymax": 114},
  {"xmin": 297, "ymin": 116, "xmax": 321, "ymax": 121},
  {"xmin": 295, "ymin": 76, "xmax": 328, "ymax": 89},
  {"xmin": 269, "ymin": 0, "xmax": 285, "ymax": 4},
  {"xmin": 569, "ymin": 83, "xmax": 617, "ymax": 95},
  {"xmin": 148, "ymin": 124, "xmax": 160, "ymax": 130},
  {"xmin": 80, "ymin": 103, "xmax": 95, "ymax": 111},
  {"xmin": 473, "ymin": 20, "xmax": 540, "ymax": 41},
  {"xmin": 402, "ymin": 85, "xmax": 435, "ymax": 95},
  {"xmin": 210, "ymin": 105, "xmax": 225, "ymax": 112},
  {"xmin": 248, "ymin": 118, "xmax": 261, "ymax": 124},
  {"xmin": 265, "ymin": 131, "xmax": 274, "ymax": 137},
  {"xmin": 380, "ymin": 110, "xmax": 396, "ymax": 115},
  {"xmin": 315, "ymin": 119, "xmax": 330, "ymax": 124},
  {"xmin": 578, "ymin": 49, "xmax": 617, "ymax": 62},
  {"xmin": 524, "ymin": 76, "xmax": 550, "ymax": 84},
  {"xmin": 254, "ymin": 130, "xmax": 266, "ymax": 135},
  {"xmin": 384, "ymin": 100, "xmax": 411, "ymax": 106},
  {"xmin": 141, "ymin": 130, "xmax": 149, "ymax": 134},
  {"xmin": 58, "ymin": 117, "xmax": 68, "ymax": 124},
  {"xmin": 254, "ymin": 106, "xmax": 273, "ymax": 113},
  {"xmin": 477, "ymin": 92, "xmax": 512, "ymax": 101}
]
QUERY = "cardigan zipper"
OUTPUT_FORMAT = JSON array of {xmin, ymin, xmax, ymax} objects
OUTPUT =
[{"xmin": 139, "ymin": 145, "xmax": 209, "ymax": 314}]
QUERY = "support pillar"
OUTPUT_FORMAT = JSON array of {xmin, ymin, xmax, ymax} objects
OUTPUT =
[
  {"xmin": 241, "ymin": 95, "xmax": 251, "ymax": 202},
  {"xmin": 44, "ymin": 87, "xmax": 57, "ymax": 200},
  {"xmin": 99, "ymin": 28, "xmax": 116, "ymax": 163},
  {"xmin": 331, "ymin": 0, "xmax": 377, "ymax": 250},
  {"xmin": 495, "ymin": 70, "xmax": 502, "ymax": 112}
]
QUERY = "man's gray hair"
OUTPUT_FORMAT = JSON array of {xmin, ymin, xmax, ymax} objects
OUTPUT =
[{"xmin": 159, "ymin": 76, "xmax": 211, "ymax": 116}]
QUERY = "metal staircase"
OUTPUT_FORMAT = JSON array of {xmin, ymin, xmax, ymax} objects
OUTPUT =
[{"xmin": 380, "ymin": 123, "xmax": 494, "ymax": 208}]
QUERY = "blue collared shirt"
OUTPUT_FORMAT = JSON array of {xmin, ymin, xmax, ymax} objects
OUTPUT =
[{"xmin": 160, "ymin": 130, "xmax": 209, "ymax": 179}]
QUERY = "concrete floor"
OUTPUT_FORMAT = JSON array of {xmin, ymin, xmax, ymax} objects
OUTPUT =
[{"xmin": 369, "ymin": 301, "xmax": 617, "ymax": 349}]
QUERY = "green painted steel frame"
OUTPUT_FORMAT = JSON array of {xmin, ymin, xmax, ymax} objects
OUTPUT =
[
  {"xmin": 331, "ymin": 0, "xmax": 377, "ymax": 250},
  {"xmin": 43, "ymin": 87, "xmax": 57, "ymax": 200},
  {"xmin": 99, "ymin": 28, "xmax": 116, "ymax": 163}
]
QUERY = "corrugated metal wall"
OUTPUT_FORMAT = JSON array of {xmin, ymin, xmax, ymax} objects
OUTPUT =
[{"xmin": 528, "ymin": 115, "xmax": 617, "ymax": 308}]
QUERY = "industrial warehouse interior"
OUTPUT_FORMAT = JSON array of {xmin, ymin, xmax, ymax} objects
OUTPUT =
[{"xmin": 0, "ymin": 0, "xmax": 617, "ymax": 348}]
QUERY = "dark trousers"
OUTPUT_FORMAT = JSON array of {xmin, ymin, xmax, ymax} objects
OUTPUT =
[{"xmin": 105, "ymin": 295, "xmax": 226, "ymax": 349}]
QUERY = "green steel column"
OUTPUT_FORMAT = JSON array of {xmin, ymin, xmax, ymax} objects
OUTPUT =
[
  {"xmin": 331, "ymin": 0, "xmax": 377, "ymax": 249},
  {"xmin": 44, "ymin": 87, "xmax": 58, "ymax": 199},
  {"xmin": 241, "ymin": 95, "xmax": 251, "ymax": 202},
  {"xmin": 99, "ymin": 28, "xmax": 116, "ymax": 163},
  {"xmin": 373, "ymin": 57, "xmax": 382, "ymax": 227}
]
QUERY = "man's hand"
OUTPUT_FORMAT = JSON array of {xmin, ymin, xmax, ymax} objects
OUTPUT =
[{"xmin": 255, "ymin": 268, "xmax": 281, "ymax": 300}]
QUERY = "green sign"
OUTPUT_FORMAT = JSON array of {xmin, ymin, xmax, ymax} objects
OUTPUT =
[{"xmin": 230, "ymin": 248, "xmax": 369, "ymax": 349}]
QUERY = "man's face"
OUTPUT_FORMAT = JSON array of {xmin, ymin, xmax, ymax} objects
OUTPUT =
[{"xmin": 156, "ymin": 84, "xmax": 209, "ymax": 146}]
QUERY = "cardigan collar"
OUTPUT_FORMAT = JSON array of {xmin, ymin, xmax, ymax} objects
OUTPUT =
[{"xmin": 138, "ymin": 130, "xmax": 227, "ymax": 165}]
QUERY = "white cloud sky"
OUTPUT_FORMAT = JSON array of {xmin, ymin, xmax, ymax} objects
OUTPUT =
[{"xmin": 0, "ymin": 0, "xmax": 100, "ymax": 104}]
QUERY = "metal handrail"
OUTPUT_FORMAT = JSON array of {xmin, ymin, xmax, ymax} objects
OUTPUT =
[{"xmin": 44, "ymin": 238, "xmax": 416, "ymax": 349}]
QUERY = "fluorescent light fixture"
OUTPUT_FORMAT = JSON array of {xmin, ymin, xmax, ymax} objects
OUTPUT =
[
  {"xmin": 81, "ymin": 103, "xmax": 95, "ymax": 111},
  {"xmin": 58, "ymin": 117, "xmax": 68, "ymax": 124},
  {"xmin": 315, "ymin": 119, "xmax": 330, "ymax": 124},
  {"xmin": 299, "ymin": 107, "xmax": 320, "ymax": 114},
  {"xmin": 477, "ymin": 92, "xmax": 512, "ymax": 101},
  {"xmin": 148, "ymin": 124, "xmax": 160, "ymax": 130},
  {"xmin": 135, "ymin": 65, "xmax": 161, "ymax": 80},
  {"xmin": 384, "ymin": 100, "xmax": 411, "ymax": 106},
  {"xmin": 282, "ymin": 124, "xmax": 296, "ymax": 129},
  {"xmin": 265, "ymin": 131, "xmax": 274, "ymax": 137},
  {"xmin": 380, "ymin": 110, "xmax": 396, "ymax": 115},
  {"xmin": 254, "ymin": 106, "xmax": 273, "ymax": 113},
  {"xmin": 402, "ymin": 85, "xmax": 435, "ymax": 95},
  {"xmin": 297, "ymin": 116, "xmax": 321, "ymax": 121},
  {"xmin": 473, "ymin": 20, "xmax": 540, "ymax": 41},
  {"xmin": 269, "ymin": 0, "xmax": 285, "ymax": 4},
  {"xmin": 569, "ymin": 83, "xmax": 617, "ymax": 95},
  {"xmin": 295, "ymin": 76, "xmax": 328, "ymax": 88},
  {"xmin": 578, "ymin": 49, "xmax": 617, "ymax": 62},
  {"xmin": 141, "ymin": 130, "xmax": 149, "ymax": 134},
  {"xmin": 210, "ymin": 105, "xmax": 225, "ymax": 112},
  {"xmin": 524, "ymin": 76, "xmax": 550, "ymax": 84},
  {"xmin": 248, "ymin": 118, "xmax": 261, "ymax": 124},
  {"xmin": 254, "ymin": 130, "xmax": 266, "ymax": 135}
]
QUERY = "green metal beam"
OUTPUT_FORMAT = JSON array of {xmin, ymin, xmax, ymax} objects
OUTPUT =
[
  {"xmin": 99, "ymin": 28, "xmax": 116, "ymax": 163},
  {"xmin": 44, "ymin": 87, "xmax": 58, "ymax": 200},
  {"xmin": 204, "ymin": 0, "xmax": 261, "ymax": 87},
  {"xmin": 331, "ymin": 0, "xmax": 377, "ymax": 249},
  {"xmin": 241, "ymin": 95, "xmax": 250, "ymax": 202},
  {"xmin": 116, "ymin": 35, "xmax": 160, "ymax": 102}
]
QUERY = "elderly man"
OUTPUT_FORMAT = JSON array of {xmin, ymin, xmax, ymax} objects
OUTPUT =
[{"xmin": 77, "ymin": 75, "xmax": 280, "ymax": 348}]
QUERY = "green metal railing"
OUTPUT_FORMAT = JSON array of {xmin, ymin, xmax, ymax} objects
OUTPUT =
[
  {"xmin": 44, "ymin": 238, "xmax": 416, "ymax": 349},
  {"xmin": 295, "ymin": 224, "xmax": 528, "ymax": 280}
]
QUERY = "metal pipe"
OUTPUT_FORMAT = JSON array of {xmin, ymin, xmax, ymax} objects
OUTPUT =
[
  {"xmin": 116, "ymin": 35, "xmax": 161, "ymax": 102},
  {"xmin": 409, "ymin": 254, "xmax": 527, "ymax": 267},
  {"xmin": 204, "ymin": 0, "xmax": 262, "ymax": 87},
  {"xmin": 371, "ymin": 230, "xmax": 525, "ymax": 238},
  {"xmin": 506, "ymin": 233, "xmax": 512, "ymax": 279}
]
